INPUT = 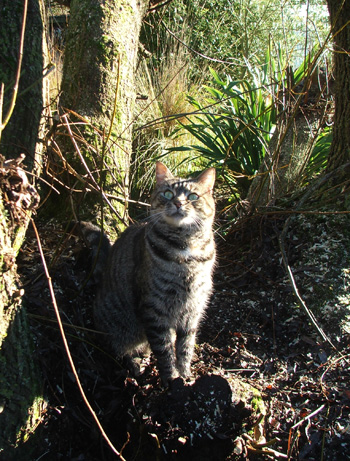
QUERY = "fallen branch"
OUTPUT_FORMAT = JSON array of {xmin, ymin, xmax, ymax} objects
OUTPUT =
[{"xmin": 287, "ymin": 404, "xmax": 326, "ymax": 459}]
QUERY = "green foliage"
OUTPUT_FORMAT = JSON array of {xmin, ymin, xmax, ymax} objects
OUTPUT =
[
  {"xmin": 168, "ymin": 65, "xmax": 277, "ymax": 197},
  {"xmin": 141, "ymin": 0, "xmax": 329, "ymax": 79},
  {"xmin": 165, "ymin": 40, "xmax": 329, "ymax": 198},
  {"xmin": 304, "ymin": 126, "xmax": 332, "ymax": 179},
  {"xmin": 135, "ymin": 0, "xmax": 330, "ymax": 204}
]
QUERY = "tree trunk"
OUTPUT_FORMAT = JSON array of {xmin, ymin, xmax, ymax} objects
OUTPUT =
[
  {"xmin": 326, "ymin": 0, "xmax": 350, "ymax": 172},
  {"xmin": 248, "ymin": 109, "xmax": 325, "ymax": 207},
  {"xmin": 0, "ymin": 199, "xmax": 43, "ymax": 458},
  {"xmin": 60, "ymin": 0, "xmax": 148, "ymax": 231},
  {"xmin": 0, "ymin": 0, "xmax": 49, "ymax": 455},
  {"xmin": 0, "ymin": 0, "xmax": 49, "ymax": 175}
]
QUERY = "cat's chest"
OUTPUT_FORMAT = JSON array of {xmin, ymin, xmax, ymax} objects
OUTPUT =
[
  {"xmin": 174, "ymin": 242, "xmax": 210, "ymax": 263},
  {"xmin": 144, "ymin": 226, "xmax": 215, "ymax": 268}
]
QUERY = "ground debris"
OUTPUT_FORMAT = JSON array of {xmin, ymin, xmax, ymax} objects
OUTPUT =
[
  {"xmin": 17, "ymin": 213, "xmax": 350, "ymax": 460},
  {"xmin": 0, "ymin": 154, "xmax": 40, "ymax": 223}
]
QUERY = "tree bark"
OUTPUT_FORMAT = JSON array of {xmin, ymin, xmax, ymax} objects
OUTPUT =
[
  {"xmin": 0, "ymin": 182, "xmax": 42, "ymax": 460},
  {"xmin": 326, "ymin": 0, "xmax": 350, "ymax": 172},
  {"xmin": 0, "ymin": 0, "xmax": 49, "ymax": 175},
  {"xmin": 60, "ymin": 0, "xmax": 148, "ymax": 230},
  {"xmin": 0, "ymin": 0, "xmax": 49, "ymax": 455},
  {"xmin": 248, "ymin": 108, "xmax": 325, "ymax": 207}
]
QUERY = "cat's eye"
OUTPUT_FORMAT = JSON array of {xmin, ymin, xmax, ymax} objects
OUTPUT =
[
  {"xmin": 188, "ymin": 193, "xmax": 199, "ymax": 201},
  {"xmin": 163, "ymin": 190, "xmax": 174, "ymax": 200}
]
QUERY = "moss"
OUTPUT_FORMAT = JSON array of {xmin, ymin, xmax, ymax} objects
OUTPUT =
[
  {"xmin": 251, "ymin": 392, "xmax": 265, "ymax": 415},
  {"xmin": 0, "ymin": 302, "xmax": 45, "ymax": 453},
  {"xmin": 16, "ymin": 396, "xmax": 46, "ymax": 445}
]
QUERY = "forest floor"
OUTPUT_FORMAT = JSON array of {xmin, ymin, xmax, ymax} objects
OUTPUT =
[{"xmin": 17, "ymin": 209, "xmax": 350, "ymax": 461}]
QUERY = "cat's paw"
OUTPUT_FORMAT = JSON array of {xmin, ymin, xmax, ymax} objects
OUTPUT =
[
  {"xmin": 124, "ymin": 355, "xmax": 144, "ymax": 378},
  {"xmin": 160, "ymin": 369, "xmax": 180, "ymax": 387},
  {"xmin": 177, "ymin": 364, "xmax": 192, "ymax": 380}
]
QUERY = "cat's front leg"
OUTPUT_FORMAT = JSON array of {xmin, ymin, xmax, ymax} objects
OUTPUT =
[
  {"xmin": 144, "ymin": 324, "xmax": 179, "ymax": 385},
  {"xmin": 175, "ymin": 318, "xmax": 199, "ymax": 378}
]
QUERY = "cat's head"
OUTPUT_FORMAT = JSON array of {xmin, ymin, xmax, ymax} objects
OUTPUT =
[{"xmin": 150, "ymin": 162, "xmax": 216, "ymax": 228}]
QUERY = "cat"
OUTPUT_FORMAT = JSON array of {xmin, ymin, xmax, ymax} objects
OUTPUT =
[{"xmin": 79, "ymin": 162, "xmax": 216, "ymax": 385}]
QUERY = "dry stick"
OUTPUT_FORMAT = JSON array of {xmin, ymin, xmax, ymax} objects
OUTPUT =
[
  {"xmin": 278, "ymin": 162, "xmax": 350, "ymax": 349},
  {"xmin": 147, "ymin": 0, "xmax": 174, "ymax": 13},
  {"xmin": 320, "ymin": 353, "xmax": 350, "ymax": 390},
  {"xmin": 31, "ymin": 218, "xmax": 127, "ymax": 460},
  {"xmin": 124, "ymin": 61, "xmax": 187, "ymax": 138},
  {"xmin": 49, "ymin": 140, "xmax": 150, "ymax": 208},
  {"xmin": 287, "ymin": 403, "xmax": 326, "ymax": 459},
  {"xmin": 0, "ymin": 0, "xmax": 28, "ymax": 139},
  {"xmin": 279, "ymin": 250, "xmax": 334, "ymax": 347}
]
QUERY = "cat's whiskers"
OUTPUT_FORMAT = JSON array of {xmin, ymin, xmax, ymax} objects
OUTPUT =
[{"xmin": 148, "ymin": 211, "xmax": 165, "ymax": 229}]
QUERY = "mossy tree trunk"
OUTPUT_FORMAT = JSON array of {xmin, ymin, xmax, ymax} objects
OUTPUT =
[
  {"xmin": 0, "ymin": 0, "xmax": 49, "ymax": 456},
  {"xmin": 60, "ymin": 0, "xmax": 148, "ymax": 231},
  {"xmin": 0, "ymin": 201, "xmax": 44, "ymax": 457},
  {"xmin": 248, "ymin": 109, "xmax": 325, "ymax": 207},
  {"xmin": 0, "ymin": 0, "xmax": 49, "ymax": 174},
  {"xmin": 326, "ymin": 0, "xmax": 350, "ymax": 174}
]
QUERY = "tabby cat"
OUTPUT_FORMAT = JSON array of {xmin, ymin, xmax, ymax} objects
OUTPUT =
[{"xmin": 81, "ymin": 162, "xmax": 216, "ymax": 385}]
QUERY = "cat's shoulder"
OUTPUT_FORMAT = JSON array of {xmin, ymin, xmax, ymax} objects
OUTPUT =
[{"xmin": 114, "ymin": 221, "xmax": 147, "ymax": 242}]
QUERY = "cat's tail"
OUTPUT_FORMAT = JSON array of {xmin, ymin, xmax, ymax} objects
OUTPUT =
[{"xmin": 69, "ymin": 221, "xmax": 111, "ymax": 284}]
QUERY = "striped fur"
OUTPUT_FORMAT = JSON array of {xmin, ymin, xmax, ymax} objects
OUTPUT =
[{"xmin": 86, "ymin": 162, "xmax": 216, "ymax": 385}]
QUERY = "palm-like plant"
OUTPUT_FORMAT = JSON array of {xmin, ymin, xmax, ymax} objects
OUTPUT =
[{"xmin": 168, "ymin": 66, "xmax": 277, "ymax": 197}]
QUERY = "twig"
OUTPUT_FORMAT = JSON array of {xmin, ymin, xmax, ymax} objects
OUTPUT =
[
  {"xmin": 31, "ymin": 218, "xmax": 126, "ymax": 460},
  {"xmin": 104, "ymin": 55, "xmax": 121, "ymax": 149},
  {"xmin": 291, "ymin": 404, "xmax": 326, "ymax": 430},
  {"xmin": 28, "ymin": 313, "xmax": 108, "ymax": 335},
  {"xmin": 247, "ymin": 446, "xmax": 288, "ymax": 458},
  {"xmin": 287, "ymin": 403, "xmax": 327, "ymax": 459},
  {"xmin": 320, "ymin": 353, "xmax": 350, "ymax": 391},
  {"xmin": 148, "ymin": 0, "xmax": 174, "ymax": 13},
  {"xmin": 0, "ymin": 83, "xmax": 4, "ymax": 132}
]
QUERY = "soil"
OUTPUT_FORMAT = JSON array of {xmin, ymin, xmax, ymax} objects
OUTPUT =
[{"xmin": 14, "ymin": 211, "xmax": 350, "ymax": 460}]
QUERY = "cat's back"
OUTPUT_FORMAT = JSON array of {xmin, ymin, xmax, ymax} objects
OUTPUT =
[{"xmin": 107, "ymin": 223, "xmax": 146, "ymax": 281}]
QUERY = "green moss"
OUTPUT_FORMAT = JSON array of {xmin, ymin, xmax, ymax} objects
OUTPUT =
[{"xmin": 251, "ymin": 392, "xmax": 265, "ymax": 415}]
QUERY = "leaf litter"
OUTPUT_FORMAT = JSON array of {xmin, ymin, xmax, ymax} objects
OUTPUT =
[{"xmin": 16, "ymin": 211, "xmax": 350, "ymax": 460}]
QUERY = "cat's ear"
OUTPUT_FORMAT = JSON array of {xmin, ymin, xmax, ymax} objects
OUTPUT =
[
  {"xmin": 196, "ymin": 168, "xmax": 216, "ymax": 193},
  {"xmin": 156, "ymin": 162, "xmax": 173, "ymax": 185}
]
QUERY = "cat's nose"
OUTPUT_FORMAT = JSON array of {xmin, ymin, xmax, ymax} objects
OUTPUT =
[{"xmin": 174, "ymin": 200, "xmax": 182, "ymax": 209}]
